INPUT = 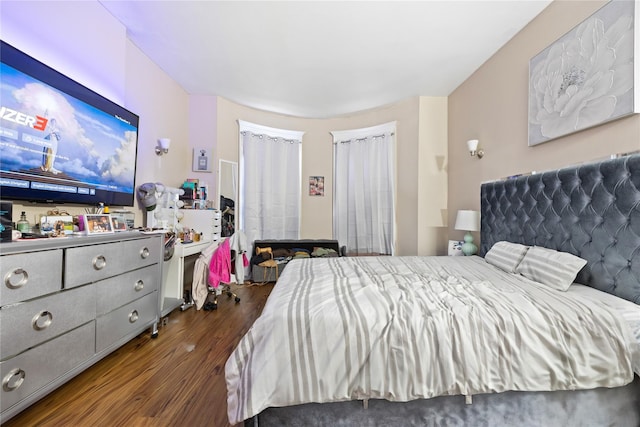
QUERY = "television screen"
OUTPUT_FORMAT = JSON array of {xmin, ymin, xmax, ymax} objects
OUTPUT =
[{"xmin": 0, "ymin": 40, "xmax": 139, "ymax": 206}]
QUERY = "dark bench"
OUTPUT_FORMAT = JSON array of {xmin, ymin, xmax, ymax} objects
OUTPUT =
[{"xmin": 250, "ymin": 239, "xmax": 345, "ymax": 283}]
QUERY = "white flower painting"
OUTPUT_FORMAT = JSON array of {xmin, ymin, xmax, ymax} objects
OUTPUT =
[{"xmin": 528, "ymin": 0, "xmax": 637, "ymax": 146}]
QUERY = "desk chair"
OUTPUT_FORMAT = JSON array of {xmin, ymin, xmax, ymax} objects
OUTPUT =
[{"xmin": 202, "ymin": 240, "xmax": 241, "ymax": 310}]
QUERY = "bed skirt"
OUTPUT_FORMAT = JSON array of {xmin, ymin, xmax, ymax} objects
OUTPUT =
[{"xmin": 247, "ymin": 375, "xmax": 640, "ymax": 427}]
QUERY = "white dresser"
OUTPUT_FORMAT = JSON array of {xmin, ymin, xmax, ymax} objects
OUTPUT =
[
  {"xmin": 179, "ymin": 209, "xmax": 221, "ymax": 242},
  {"xmin": 0, "ymin": 232, "xmax": 162, "ymax": 422},
  {"xmin": 158, "ymin": 209, "xmax": 223, "ymax": 314}
]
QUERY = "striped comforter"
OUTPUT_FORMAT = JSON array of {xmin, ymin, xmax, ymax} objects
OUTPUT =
[{"xmin": 226, "ymin": 256, "xmax": 638, "ymax": 424}]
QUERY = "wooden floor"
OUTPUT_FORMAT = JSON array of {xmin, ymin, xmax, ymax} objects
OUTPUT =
[{"xmin": 2, "ymin": 283, "xmax": 274, "ymax": 427}]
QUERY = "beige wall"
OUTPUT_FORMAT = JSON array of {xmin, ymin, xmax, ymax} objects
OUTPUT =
[
  {"xmin": 188, "ymin": 95, "xmax": 219, "ymax": 195},
  {"xmin": 418, "ymin": 97, "xmax": 449, "ymax": 255},
  {"xmin": 448, "ymin": 0, "xmax": 640, "ymax": 245},
  {"xmin": 126, "ymin": 42, "xmax": 191, "ymax": 200},
  {"xmin": 214, "ymin": 96, "xmax": 448, "ymax": 255}
]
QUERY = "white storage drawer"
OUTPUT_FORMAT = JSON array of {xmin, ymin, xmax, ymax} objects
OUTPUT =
[
  {"xmin": 0, "ymin": 250, "xmax": 62, "ymax": 305},
  {"xmin": 95, "ymin": 265, "xmax": 158, "ymax": 316},
  {"xmin": 65, "ymin": 237, "xmax": 160, "ymax": 288},
  {"xmin": 0, "ymin": 322, "xmax": 94, "ymax": 412},
  {"xmin": 95, "ymin": 291, "xmax": 157, "ymax": 352},
  {"xmin": 180, "ymin": 209, "xmax": 221, "ymax": 242},
  {"xmin": 0, "ymin": 284, "xmax": 95, "ymax": 360}
]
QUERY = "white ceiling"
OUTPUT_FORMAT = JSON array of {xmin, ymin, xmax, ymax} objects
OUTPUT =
[{"xmin": 99, "ymin": 0, "xmax": 552, "ymax": 119}]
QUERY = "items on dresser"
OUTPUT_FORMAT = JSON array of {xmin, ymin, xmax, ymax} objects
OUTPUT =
[
  {"xmin": 0, "ymin": 232, "xmax": 163, "ymax": 422},
  {"xmin": 0, "ymin": 201, "xmax": 12, "ymax": 242},
  {"xmin": 110, "ymin": 210, "xmax": 135, "ymax": 230},
  {"xmin": 16, "ymin": 211, "xmax": 30, "ymax": 233},
  {"xmin": 39, "ymin": 214, "xmax": 73, "ymax": 236}
]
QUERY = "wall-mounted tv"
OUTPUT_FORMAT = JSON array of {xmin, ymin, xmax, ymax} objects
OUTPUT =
[{"xmin": 0, "ymin": 40, "xmax": 139, "ymax": 206}]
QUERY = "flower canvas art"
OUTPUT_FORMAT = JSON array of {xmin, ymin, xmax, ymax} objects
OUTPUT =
[{"xmin": 528, "ymin": 0, "xmax": 638, "ymax": 146}]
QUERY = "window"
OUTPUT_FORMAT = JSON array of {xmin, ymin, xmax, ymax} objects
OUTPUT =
[
  {"xmin": 238, "ymin": 120, "xmax": 304, "ymax": 245},
  {"xmin": 332, "ymin": 122, "xmax": 396, "ymax": 255}
]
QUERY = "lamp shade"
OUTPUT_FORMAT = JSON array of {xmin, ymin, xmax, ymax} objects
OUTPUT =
[
  {"xmin": 454, "ymin": 210, "xmax": 480, "ymax": 232},
  {"xmin": 467, "ymin": 139, "xmax": 479, "ymax": 152}
]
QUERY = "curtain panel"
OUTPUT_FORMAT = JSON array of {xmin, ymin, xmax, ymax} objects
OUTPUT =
[
  {"xmin": 239, "ymin": 121, "xmax": 303, "ymax": 247},
  {"xmin": 332, "ymin": 122, "xmax": 396, "ymax": 255}
]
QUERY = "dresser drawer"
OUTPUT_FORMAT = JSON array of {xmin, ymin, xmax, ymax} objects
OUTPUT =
[
  {"xmin": 65, "ymin": 237, "xmax": 161, "ymax": 288},
  {"xmin": 0, "ymin": 285, "xmax": 95, "ymax": 360},
  {"xmin": 1, "ymin": 250, "xmax": 63, "ymax": 305},
  {"xmin": 95, "ymin": 291, "xmax": 157, "ymax": 352},
  {"xmin": 64, "ymin": 242, "xmax": 125, "ymax": 288},
  {"xmin": 118, "ymin": 238, "xmax": 162, "ymax": 273},
  {"xmin": 0, "ymin": 322, "xmax": 94, "ymax": 412},
  {"xmin": 95, "ymin": 265, "xmax": 159, "ymax": 316}
]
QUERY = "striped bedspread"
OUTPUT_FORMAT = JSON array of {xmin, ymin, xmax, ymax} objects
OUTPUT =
[{"xmin": 226, "ymin": 256, "xmax": 638, "ymax": 424}]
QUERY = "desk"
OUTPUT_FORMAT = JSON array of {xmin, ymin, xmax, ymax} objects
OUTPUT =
[{"xmin": 160, "ymin": 239, "xmax": 215, "ymax": 316}]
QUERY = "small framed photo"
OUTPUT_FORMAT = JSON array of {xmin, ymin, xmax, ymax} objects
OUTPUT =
[
  {"xmin": 448, "ymin": 240, "xmax": 463, "ymax": 256},
  {"xmin": 111, "ymin": 215, "xmax": 127, "ymax": 231},
  {"xmin": 84, "ymin": 214, "xmax": 114, "ymax": 235},
  {"xmin": 309, "ymin": 176, "xmax": 324, "ymax": 196},
  {"xmin": 40, "ymin": 215, "xmax": 74, "ymax": 236}
]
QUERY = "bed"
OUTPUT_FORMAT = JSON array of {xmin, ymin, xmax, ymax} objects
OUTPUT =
[{"xmin": 226, "ymin": 154, "xmax": 640, "ymax": 426}]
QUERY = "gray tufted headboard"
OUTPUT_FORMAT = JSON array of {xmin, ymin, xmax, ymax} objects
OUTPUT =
[{"xmin": 480, "ymin": 154, "xmax": 640, "ymax": 304}]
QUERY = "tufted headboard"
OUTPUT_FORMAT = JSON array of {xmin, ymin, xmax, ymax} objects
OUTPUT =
[{"xmin": 480, "ymin": 154, "xmax": 640, "ymax": 304}]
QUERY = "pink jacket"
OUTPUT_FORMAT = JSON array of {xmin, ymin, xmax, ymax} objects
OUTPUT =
[{"xmin": 208, "ymin": 239, "xmax": 231, "ymax": 289}]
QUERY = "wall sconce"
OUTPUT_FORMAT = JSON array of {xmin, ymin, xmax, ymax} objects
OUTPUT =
[
  {"xmin": 467, "ymin": 139, "xmax": 484, "ymax": 159},
  {"xmin": 156, "ymin": 138, "xmax": 171, "ymax": 156}
]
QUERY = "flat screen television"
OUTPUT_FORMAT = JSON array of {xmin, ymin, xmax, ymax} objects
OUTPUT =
[{"xmin": 0, "ymin": 40, "xmax": 139, "ymax": 206}]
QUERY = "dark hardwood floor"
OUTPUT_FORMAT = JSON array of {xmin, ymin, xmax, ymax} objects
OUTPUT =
[{"xmin": 2, "ymin": 283, "xmax": 274, "ymax": 427}]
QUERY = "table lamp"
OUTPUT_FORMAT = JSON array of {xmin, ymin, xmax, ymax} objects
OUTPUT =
[{"xmin": 454, "ymin": 210, "xmax": 480, "ymax": 256}]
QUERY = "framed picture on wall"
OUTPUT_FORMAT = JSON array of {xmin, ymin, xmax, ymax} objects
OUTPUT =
[
  {"xmin": 192, "ymin": 147, "xmax": 212, "ymax": 172},
  {"xmin": 309, "ymin": 176, "xmax": 324, "ymax": 196},
  {"xmin": 528, "ymin": 0, "xmax": 638, "ymax": 146}
]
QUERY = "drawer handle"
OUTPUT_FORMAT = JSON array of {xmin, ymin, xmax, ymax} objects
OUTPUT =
[
  {"xmin": 92, "ymin": 255, "xmax": 107, "ymax": 270},
  {"xmin": 140, "ymin": 247, "xmax": 150, "ymax": 259},
  {"xmin": 32, "ymin": 311, "xmax": 53, "ymax": 331},
  {"xmin": 129, "ymin": 310, "xmax": 139, "ymax": 323},
  {"xmin": 3, "ymin": 368, "xmax": 26, "ymax": 392},
  {"xmin": 4, "ymin": 268, "xmax": 28, "ymax": 289},
  {"xmin": 134, "ymin": 280, "xmax": 144, "ymax": 292}
]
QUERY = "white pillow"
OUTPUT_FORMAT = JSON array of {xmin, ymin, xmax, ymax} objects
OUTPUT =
[
  {"xmin": 484, "ymin": 241, "xmax": 529, "ymax": 273},
  {"xmin": 515, "ymin": 246, "xmax": 587, "ymax": 291}
]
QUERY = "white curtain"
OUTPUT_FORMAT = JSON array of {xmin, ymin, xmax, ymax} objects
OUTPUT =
[
  {"xmin": 238, "ymin": 121, "xmax": 302, "ymax": 246},
  {"xmin": 332, "ymin": 122, "xmax": 396, "ymax": 255}
]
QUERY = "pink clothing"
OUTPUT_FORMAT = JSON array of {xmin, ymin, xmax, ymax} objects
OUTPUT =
[{"xmin": 208, "ymin": 239, "xmax": 231, "ymax": 289}]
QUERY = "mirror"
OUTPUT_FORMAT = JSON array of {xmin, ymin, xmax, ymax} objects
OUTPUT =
[{"xmin": 218, "ymin": 159, "xmax": 238, "ymax": 237}]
